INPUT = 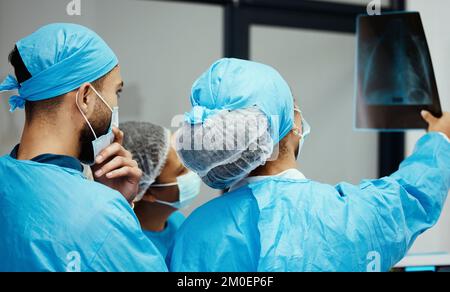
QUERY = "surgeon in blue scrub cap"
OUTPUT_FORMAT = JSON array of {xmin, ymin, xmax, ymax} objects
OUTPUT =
[
  {"xmin": 0, "ymin": 23, "xmax": 167, "ymax": 272},
  {"xmin": 168, "ymin": 58, "xmax": 450, "ymax": 272}
]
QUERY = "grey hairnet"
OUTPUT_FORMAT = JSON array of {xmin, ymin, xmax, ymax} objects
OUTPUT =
[
  {"xmin": 121, "ymin": 121, "xmax": 171, "ymax": 201},
  {"xmin": 175, "ymin": 107, "xmax": 274, "ymax": 190}
]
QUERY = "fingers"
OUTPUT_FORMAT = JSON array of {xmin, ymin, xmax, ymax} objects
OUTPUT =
[
  {"xmin": 95, "ymin": 142, "xmax": 132, "ymax": 164},
  {"xmin": 105, "ymin": 165, "xmax": 142, "ymax": 181},
  {"xmin": 94, "ymin": 156, "xmax": 138, "ymax": 178},
  {"xmin": 421, "ymin": 110, "xmax": 438, "ymax": 125},
  {"xmin": 113, "ymin": 127, "xmax": 124, "ymax": 145}
]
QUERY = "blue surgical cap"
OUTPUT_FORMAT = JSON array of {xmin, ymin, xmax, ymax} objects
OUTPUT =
[
  {"xmin": 0, "ymin": 23, "xmax": 118, "ymax": 112},
  {"xmin": 185, "ymin": 58, "xmax": 295, "ymax": 144}
]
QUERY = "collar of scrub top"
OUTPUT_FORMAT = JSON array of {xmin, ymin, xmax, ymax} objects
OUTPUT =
[
  {"xmin": 229, "ymin": 168, "xmax": 307, "ymax": 193},
  {"xmin": 10, "ymin": 144, "xmax": 83, "ymax": 172},
  {"xmin": 228, "ymin": 105, "xmax": 309, "ymax": 193}
]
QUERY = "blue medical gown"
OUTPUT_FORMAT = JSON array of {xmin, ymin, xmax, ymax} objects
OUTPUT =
[
  {"xmin": 168, "ymin": 133, "xmax": 450, "ymax": 272},
  {"xmin": 143, "ymin": 211, "xmax": 185, "ymax": 259},
  {"xmin": 0, "ymin": 156, "xmax": 168, "ymax": 272}
]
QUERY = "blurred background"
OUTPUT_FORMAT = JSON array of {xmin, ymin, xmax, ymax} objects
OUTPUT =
[{"xmin": 0, "ymin": 0, "xmax": 449, "ymax": 254}]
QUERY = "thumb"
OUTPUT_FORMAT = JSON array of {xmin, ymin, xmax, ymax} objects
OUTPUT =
[
  {"xmin": 421, "ymin": 110, "xmax": 438, "ymax": 125},
  {"xmin": 112, "ymin": 127, "xmax": 124, "ymax": 145}
]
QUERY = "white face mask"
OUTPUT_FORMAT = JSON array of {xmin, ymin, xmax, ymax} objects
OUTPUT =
[
  {"xmin": 293, "ymin": 108, "xmax": 311, "ymax": 160},
  {"xmin": 76, "ymin": 86, "xmax": 119, "ymax": 166},
  {"xmin": 151, "ymin": 171, "xmax": 202, "ymax": 209}
]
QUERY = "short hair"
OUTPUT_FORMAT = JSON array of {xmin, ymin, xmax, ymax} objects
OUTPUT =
[
  {"xmin": 8, "ymin": 46, "xmax": 31, "ymax": 84},
  {"xmin": 8, "ymin": 46, "xmax": 109, "ymax": 122}
]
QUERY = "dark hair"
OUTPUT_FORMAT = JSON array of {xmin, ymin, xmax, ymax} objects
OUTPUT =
[
  {"xmin": 8, "ymin": 46, "xmax": 31, "ymax": 84},
  {"xmin": 8, "ymin": 46, "xmax": 108, "ymax": 121}
]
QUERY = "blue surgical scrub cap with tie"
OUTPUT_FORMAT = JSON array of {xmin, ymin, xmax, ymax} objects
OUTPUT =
[
  {"xmin": 0, "ymin": 23, "xmax": 118, "ymax": 112},
  {"xmin": 185, "ymin": 58, "xmax": 295, "ymax": 144},
  {"xmin": 176, "ymin": 58, "xmax": 296, "ymax": 189}
]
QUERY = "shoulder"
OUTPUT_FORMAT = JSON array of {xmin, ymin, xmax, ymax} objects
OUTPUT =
[
  {"xmin": 82, "ymin": 184, "xmax": 166, "ymax": 271},
  {"xmin": 172, "ymin": 188, "xmax": 259, "ymax": 250},
  {"xmin": 168, "ymin": 211, "xmax": 186, "ymax": 229},
  {"xmin": 75, "ymin": 180, "xmax": 142, "ymax": 235},
  {"xmin": 187, "ymin": 186, "xmax": 259, "ymax": 231},
  {"xmin": 168, "ymin": 187, "xmax": 261, "ymax": 271}
]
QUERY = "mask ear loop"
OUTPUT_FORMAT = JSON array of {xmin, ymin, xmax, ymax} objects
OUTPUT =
[
  {"xmin": 151, "ymin": 182, "xmax": 179, "ymax": 187},
  {"xmin": 151, "ymin": 181, "xmax": 180, "ymax": 206},
  {"xmin": 90, "ymin": 85, "xmax": 114, "ymax": 113},
  {"xmin": 76, "ymin": 90, "xmax": 98, "ymax": 140},
  {"xmin": 90, "ymin": 85, "xmax": 116, "ymax": 131},
  {"xmin": 293, "ymin": 108, "xmax": 304, "ymax": 138}
]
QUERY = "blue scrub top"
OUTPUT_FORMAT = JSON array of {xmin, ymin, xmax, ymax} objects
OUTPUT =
[
  {"xmin": 0, "ymin": 146, "xmax": 168, "ymax": 272},
  {"xmin": 143, "ymin": 211, "xmax": 185, "ymax": 259},
  {"xmin": 168, "ymin": 133, "xmax": 450, "ymax": 272}
]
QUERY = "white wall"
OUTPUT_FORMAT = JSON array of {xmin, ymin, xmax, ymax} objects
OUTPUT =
[
  {"xmin": 0, "ymin": 0, "xmax": 224, "ymax": 214},
  {"xmin": 405, "ymin": 0, "xmax": 450, "ymax": 254}
]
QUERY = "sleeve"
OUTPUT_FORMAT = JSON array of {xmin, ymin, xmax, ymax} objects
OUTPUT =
[
  {"xmin": 85, "ymin": 200, "xmax": 168, "ymax": 272},
  {"xmin": 338, "ymin": 132, "xmax": 450, "ymax": 271}
]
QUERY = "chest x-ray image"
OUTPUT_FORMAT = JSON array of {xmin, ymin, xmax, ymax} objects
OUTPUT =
[
  {"xmin": 363, "ymin": 18, "xmax": 432, "ymax": 105},
  {"xmin": 356, "ymin": 12, "xmax": 442, "ymax": 130}
]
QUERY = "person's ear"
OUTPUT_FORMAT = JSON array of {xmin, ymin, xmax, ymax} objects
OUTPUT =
[
  {"xmin": 291, "ymin": 120, "xmax": 302, "ymax": 138},
  {"xmin": 291, "ymin": 111, "xmax": 303, "ymax": 137},
  {"xmin": 76, "ymin": 83, "xmax": 96, "ymax": 117},
  {"xmin": 291, "ymin": 126, "xmax": 300, "ymax": 137}
]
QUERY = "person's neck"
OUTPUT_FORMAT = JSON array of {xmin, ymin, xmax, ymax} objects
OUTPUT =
[
  {"xmin": 134, "ymin": 201, "xmax": 177, "ymax": 232},
  {"xmin": 17, "ymin": 118, "xmax": 80, "ymax": 160},
  {"xmin": 249, "ymin": 153, "xmax": 297, "ymax": 177}
]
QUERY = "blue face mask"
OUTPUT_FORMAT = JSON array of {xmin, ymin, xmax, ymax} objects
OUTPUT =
[
  {"xmin": 76, "ymin": 86, "xmax": 119, "ymax": 165},
  {"xmin": 151, "ymin": 171, "xmax": 202, "ymax": 209}
]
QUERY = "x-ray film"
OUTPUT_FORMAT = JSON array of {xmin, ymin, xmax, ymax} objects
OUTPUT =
[{"xmin": 356, "ymin": 12, "xmax": 442, "ymax": 130}]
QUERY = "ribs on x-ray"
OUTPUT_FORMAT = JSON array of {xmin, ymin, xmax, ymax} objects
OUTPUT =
[{"xmin": 361, "ymin": 19, "xmax": 433, "ymax": 106}]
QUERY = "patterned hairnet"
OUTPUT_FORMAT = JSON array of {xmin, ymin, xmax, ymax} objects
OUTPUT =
[
  {"xmin": 121, "ymin": 121, "xmax": 171, "ymax": 201},
  {"xmin": 175, "ymin": 107, "xmax": 274, "ymax": 190}
]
